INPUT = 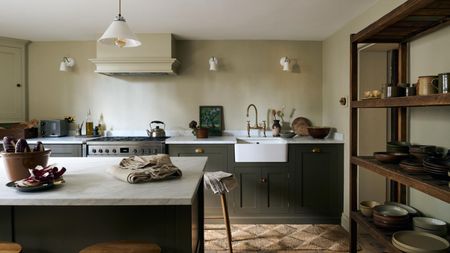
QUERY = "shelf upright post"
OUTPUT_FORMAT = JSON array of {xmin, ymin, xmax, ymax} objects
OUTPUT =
[{"xmin": 349, "ymin": 34, "xmax": 359, "ymax": 253}]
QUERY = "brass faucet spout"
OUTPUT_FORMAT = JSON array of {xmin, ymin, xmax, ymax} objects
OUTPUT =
[{"xmin": 246, "ymin": 104, "xmax": 258, "ymax": 127}]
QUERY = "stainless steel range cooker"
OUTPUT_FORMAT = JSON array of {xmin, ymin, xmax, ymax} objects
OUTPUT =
[{"xmin": 86, "ymin": 136, "xmax": 168, "ymax": 157}]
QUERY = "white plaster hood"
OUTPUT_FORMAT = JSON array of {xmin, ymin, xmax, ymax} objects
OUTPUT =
[{"xmin": 90, "ymin": 33, "xmax": 180, "ymax": 75}]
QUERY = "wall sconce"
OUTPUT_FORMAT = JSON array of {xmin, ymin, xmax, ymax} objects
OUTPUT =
[
  {"xmin": 59, "ymin": 57, "xmax": 75, "ymax": 71},
  {"xmin": 209, "ymin": 57, "xmax": 218, "ymax": 71},
  {"xmin": 280, "ymin": 57, "xmax": 290, "ymax": 72}
]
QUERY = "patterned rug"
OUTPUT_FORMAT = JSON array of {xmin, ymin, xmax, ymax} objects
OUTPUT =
[{"xmin": 205, "ymin": 224, "xmax": 355, "ymax": 252}]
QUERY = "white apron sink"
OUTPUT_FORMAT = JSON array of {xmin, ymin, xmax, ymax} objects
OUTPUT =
[{"xmin": 234, "ymin": 137, "xmax": 288, "ymax": 162}]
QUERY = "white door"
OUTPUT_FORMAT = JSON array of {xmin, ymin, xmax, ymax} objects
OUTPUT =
[{"xmin": 0, "ymin": 46, "xmax": 25, "ymax": 122}]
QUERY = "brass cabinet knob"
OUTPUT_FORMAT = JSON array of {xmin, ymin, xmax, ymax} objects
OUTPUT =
[
  {"xmin": 312, "ymin": 147, "xmax": 321, "ymax": 153},
  {"xmin": 195, "ymin": 148, "xmax": 204, "ymax": 154},
  {"xmin": 260, "ymin": 177, "xmax": 267, "ymax": 183}
]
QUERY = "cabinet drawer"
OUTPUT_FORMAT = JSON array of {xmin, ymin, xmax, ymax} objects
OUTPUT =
[
  {"xmin": 168, "ymin": 144, "xmax": 229, "ymax": 172},
  {"xmin": 44, "ymin": 144, "xmax": 83, "ymax": 157}
]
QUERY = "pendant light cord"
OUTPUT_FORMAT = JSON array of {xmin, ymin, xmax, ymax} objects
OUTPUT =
[{"xmin": 118, "ymin": 0, "xmax": 122, "ymax": 17}]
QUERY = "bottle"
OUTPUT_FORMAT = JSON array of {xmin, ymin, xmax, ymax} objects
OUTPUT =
[
  {"xmin": 85, "ymin": 109, "xmax": 94, "ymax": 136},
  {"xmin": 272, "ymin": 119, "xmax": 281, "ymax": 137},
  {"xmin": 98, "ymin": 113, "xmax": 105, "ymax": 136}
]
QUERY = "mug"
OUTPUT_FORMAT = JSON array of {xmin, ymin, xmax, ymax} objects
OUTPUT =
[
  {"xmin": 416, "ymin": 76, "xmax": 438, "ymax": 96},
  {"xmin": 438, "ymin": 72, "xmax": 449, "ymax": 94}
]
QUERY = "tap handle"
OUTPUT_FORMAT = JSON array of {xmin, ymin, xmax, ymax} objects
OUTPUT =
[
  {"xmin": 247, "ymin": 121, "xmax": 251, "ymax": 137},
  {"xmin": 262, "ymin": 121, "xmax": 266, "ymax": 137}
]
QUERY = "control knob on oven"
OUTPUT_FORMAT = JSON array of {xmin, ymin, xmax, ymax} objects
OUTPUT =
[
  {"xmin": 99, "ymin": 149, "xmax": 103, "ymax": 153},
  {"xmin": 92, "ymin": 149, "xmax": 97, "ymax": 153},
  {"xmin": 133, "ymin": 149, "xmax": 138, "ymax": 154},
  {"xmin": 112, "ymin": 149, "xmax": 117, "ymax": 153},
  {"xmin": 105, "ymin": 149, "xmax": 109, "ymax": 153}
]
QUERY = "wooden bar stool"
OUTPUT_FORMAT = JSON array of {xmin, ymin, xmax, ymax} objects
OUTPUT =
[
  {"xmin": 79, "ymin": 241, "xmax": 160, "ymax": 253},
  {"xmin": 0, "ymin": 241, "xmax": 22, "ymax": 253}
]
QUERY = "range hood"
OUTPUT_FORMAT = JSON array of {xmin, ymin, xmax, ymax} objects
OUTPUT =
[{"xmin": 90, "ymin": 33, "xmax": 180, "ymax": 75}]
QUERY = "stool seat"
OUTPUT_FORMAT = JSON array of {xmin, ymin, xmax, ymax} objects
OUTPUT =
[
  {"xmin": 80, "ymin": 241, "xmax": 160, "ymax": 253},
  {"xmin": 0, "ymin": 241, "xmax": 22, "ymax": 253}
]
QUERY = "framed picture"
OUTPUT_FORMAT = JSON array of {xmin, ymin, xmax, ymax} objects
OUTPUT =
[{"xmin": 199, "ymin": 106, "xmax": 223, "ymax": 136}]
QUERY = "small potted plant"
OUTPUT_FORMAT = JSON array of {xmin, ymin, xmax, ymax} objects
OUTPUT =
[{"xmin": 189, "ymin": 120, "xmax": 208, "ymax": 138}]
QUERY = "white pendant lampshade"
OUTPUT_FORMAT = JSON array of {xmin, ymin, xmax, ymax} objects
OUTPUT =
[{"xmin": 98, "ymin": 0, "xmax": 141, "ymax": 48}]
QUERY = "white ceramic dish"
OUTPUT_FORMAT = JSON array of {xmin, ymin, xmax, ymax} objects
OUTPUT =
[
  {"xmin": 384, "ymin": 201, "xmax": 419, "ymax": 216},
  {"xmin": 392, "ymin": 231, "xmax": 449, "ymax": 253},
  {"xmin": 413, "ymin": 217, "xmax": 447, "ymax": 231},
  {"xmin": 373, "ymin": 204, "xmax": 408, "ymax": 217},
  {"xmin": 414, "ymin": 226, "xmax": 447, "ymax": 238}
]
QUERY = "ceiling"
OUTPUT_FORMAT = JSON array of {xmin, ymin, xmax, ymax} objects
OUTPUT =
[{"xmin": 0, "ymin": 0, "xmax": 378, "ymax": 41}]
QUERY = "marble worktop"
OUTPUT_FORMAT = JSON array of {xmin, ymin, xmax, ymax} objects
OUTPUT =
[
  {"xmin": 0, "ymin": 156, "xmax": 206, "ymax": 206},
  {"xmin": 26, "ymin": 136, "xmax": 96, "ymax": 144},
  {"xmin": 166, "ymin": 135, "xmax": 344, "ymax": 144}
]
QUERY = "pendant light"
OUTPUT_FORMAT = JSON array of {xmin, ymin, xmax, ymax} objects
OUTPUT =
[{"xmin": 98, "ymin": 0, "xmax": 141, "ymax": 48}]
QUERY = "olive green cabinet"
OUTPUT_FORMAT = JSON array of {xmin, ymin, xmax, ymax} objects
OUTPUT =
[
  {"xmin": 168, "ymin": 144, "xmax": 230, "ymax": 219},
  {"xmin": 291, "ymin": 144, "xmax": 343, "ymax": 223},
  {"xmin": 233, "ymin": 165, "xmax": 290, "ymax": 216}
]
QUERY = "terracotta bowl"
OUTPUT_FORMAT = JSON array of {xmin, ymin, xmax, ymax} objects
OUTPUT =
[
  {"xmin": 307, "ymin": 127, "xmax": 331, "ymax": 139},
  {"xmin": 373, "ymin": 152, "xmax": 409, "ymax": 163},
  {"xmin": 1, "ymin": 150, "xmax": 51, "ymax": 181}
]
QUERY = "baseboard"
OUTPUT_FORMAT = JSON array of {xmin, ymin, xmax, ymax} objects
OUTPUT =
[{"xmin": 341, "ymin": 212, "xmax": 349, "ymax": 232}]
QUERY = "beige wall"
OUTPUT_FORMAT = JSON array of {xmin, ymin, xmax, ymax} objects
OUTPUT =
[
  {"xmin": 408, "ymin": 26, "xmax": 450, "ymax": 222},
  {"xmin": 322, "ymin": 0, "xmax": 406, "ymax": 228},
  {"xmin": 28, "ymin": 40, "xmax": 323, "ymax": 133}
]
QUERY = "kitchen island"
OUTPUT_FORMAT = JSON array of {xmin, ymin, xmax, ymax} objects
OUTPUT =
[{"xmin": 0, "ymin": 156, "xmax": 207, "ymax": 253}]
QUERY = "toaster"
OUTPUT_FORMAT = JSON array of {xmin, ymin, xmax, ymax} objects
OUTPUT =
[{"xmin": 40, "ymin": 120, "xmax": 69, "ymax": 137}]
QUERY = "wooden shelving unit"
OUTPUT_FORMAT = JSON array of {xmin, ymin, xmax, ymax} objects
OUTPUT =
[{"xmin": 349, "ymin": 0, "xmax": 450, "ymax": 252}]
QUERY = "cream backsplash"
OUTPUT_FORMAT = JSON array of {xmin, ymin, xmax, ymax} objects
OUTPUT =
[{"xmin": 29, "ymin": 40, "xmax": 323, "ymax": 133}]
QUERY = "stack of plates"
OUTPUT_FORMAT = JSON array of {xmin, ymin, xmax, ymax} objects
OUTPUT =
[
  {"xmin": 373, "ymin": 205, "xmax": 410, "ymax": 230},
  {"xmin": 387, "ymin": 141, "xmax": 410, "ymax": 153},
  {"xmin": 413, "ymin": 217, "xmax": 448, "ymax": 238},
  {"xmin": 399, "ymin": 159, "xmax": 424, "ymax": 174},
  {"xmin": 423, "ymin": 157, "xmax": 449, "ymax": 179},
  {"xmin": 392, "ymin": 231, "xmax": 449, "ymax": 253},
  {"xmin": 409, "ymin": 145, "xmax": 436, "ymax": 162}
]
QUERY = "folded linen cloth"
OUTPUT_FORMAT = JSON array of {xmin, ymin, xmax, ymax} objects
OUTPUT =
[
  {"xmin": 107, "ymin": 154, "xmax": 182, "ymax": 184},
  {"xmin": 204, "ymin": 171, "xmax": 237, "ymax": 194}
]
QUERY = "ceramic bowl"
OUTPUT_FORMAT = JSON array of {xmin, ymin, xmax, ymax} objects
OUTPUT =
[
  {"xmin": 413, "ymin": 217, "xmax": 447, "ymax": 232},
  {"xmin": 373, "ymin": 152, "xmax": 410, "ymax": 163},
  {"xmin": 1, "ymin": 150, "xmax": 51, "ymax": 181},
  {"xmin": 280, "ymin": 131, "xmax": 296, "ymax": 138},
  {"xmin": 373, "ymin": 204, "xmax": 409, "ymax": 217},
  {"xmin": 384, "ymin": 202, "xmax": 420, "ymax": 217},
  {"xmin": 307, "ymin": 127, "xmax": 331, "ymax": 139},
  {"xmin": 359, "ymin": 200, "xmax": 380, "ymax": 217}
]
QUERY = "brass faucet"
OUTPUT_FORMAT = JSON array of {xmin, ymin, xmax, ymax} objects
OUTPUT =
[{"xmin": 246, "ymin": 104, "xmax": 266, "ymax": 137}]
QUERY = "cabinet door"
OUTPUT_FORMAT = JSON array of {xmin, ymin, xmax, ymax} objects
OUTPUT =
[
  {"xmin": 293, "ymin": 145, "xmax": 343, "ymax": 219},
  {"xmin": 262, "ymin": 167, "xmax": 290, "ymax": 214},
  {"xmin": 45, "ymin": 144, "xmax": 83, "ymax": 157},
  {"xmin": 233, "ymin": 166, "xmax": 262, "ymax": 214},
  {"xmin": 168, "ymin": 144, "xmax": 229, "ymax": 218},
  {"xmin": 0, "ymin": 46, "xmax": 25, "ymax": 122}
]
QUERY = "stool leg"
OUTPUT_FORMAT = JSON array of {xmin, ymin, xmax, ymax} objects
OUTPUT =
[{"xmin": 220, "ymin": 193, "xmax": 233, "ymax": 253}]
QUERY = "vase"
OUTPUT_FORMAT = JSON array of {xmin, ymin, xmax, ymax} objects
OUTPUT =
[{"xmin": 272, "ymin": 120, "xmax": 281, "ymax": 137}]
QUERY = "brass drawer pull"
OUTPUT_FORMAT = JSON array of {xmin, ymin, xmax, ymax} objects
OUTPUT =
[
  {"xmin": 195, "ymin": 148, "xmax": 204, "ymax": 154},
  {"xmin": 312, "ymin": 147, "xmax": 321, "ymax": 153}
]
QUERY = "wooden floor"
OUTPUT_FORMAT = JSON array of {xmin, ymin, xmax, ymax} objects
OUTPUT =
[{"xmin": 205, "ymin": 233, "xmax": 387, "ymax": 253}]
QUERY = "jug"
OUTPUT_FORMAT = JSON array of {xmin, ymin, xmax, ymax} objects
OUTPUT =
[{"xmin": 416, "ymin": 76, "xmax": 438, "ymax": 96}]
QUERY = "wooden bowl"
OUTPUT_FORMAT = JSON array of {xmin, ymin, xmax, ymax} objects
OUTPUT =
[
  {"xmin": 373, "ymin": 152, "xmax": 409, "ymax": 163},
  {"xmin": 307, "ymin": 127, "xmax": 331, "ymax": 139},
  {"xmin": 1, "ymin": 150, "xmax": 51, "ymax": 181}
]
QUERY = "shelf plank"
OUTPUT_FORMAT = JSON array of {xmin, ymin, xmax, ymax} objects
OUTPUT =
[
  {"xmin": 351, "ymin": 93, "xmax": 450, "ymax": 108},
  {"xmin": 350, "ymin": 212, "xmax": 402, "ymax": 253},
  {"xmin": 351, "ymin": 0, "xmax": 450, "ymax": 43},
  {"xmin": 351, "ymin": 156, "xmax": 450, "ymax": 203}
]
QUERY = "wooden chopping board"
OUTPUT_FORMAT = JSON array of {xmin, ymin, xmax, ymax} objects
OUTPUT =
[{"xmin": 291, "ymin": 117, "xmax": 312, "ymax": 136}]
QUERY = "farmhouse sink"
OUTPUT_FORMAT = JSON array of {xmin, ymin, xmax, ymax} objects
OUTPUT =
[{"xmin": 234, "ymin": 137, "xmax": 288, "ymax": 162}]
